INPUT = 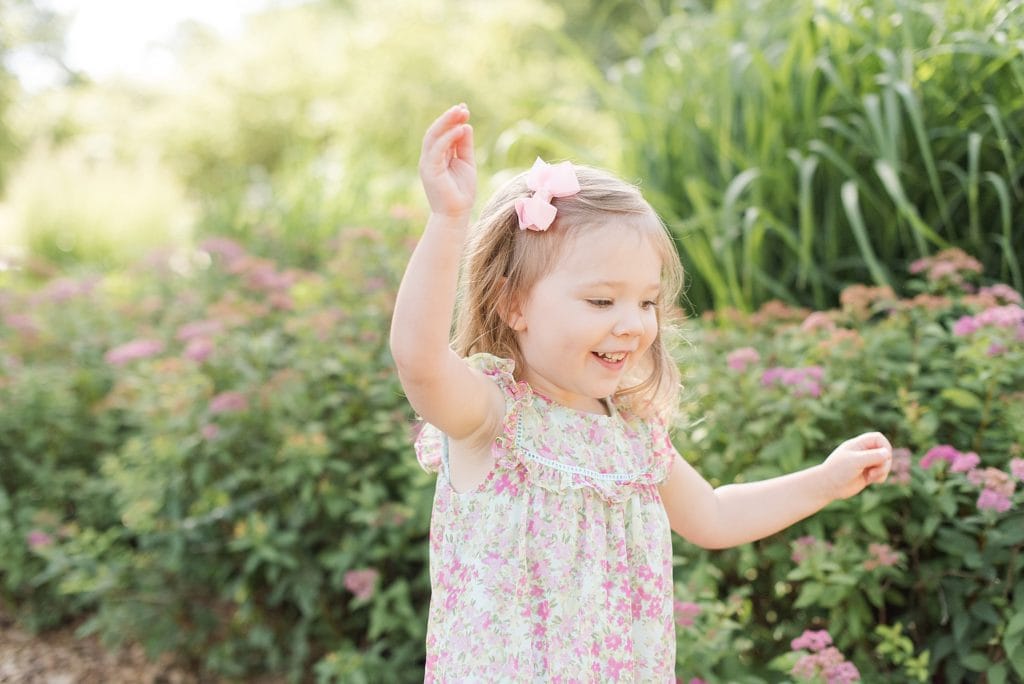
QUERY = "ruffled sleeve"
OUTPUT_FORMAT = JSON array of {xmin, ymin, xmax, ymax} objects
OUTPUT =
[
  {"xmin": 647, "ymin": 415, "xmax": 679, "ymax": 485},
  {"xmin": 413, "ymin": 353, "xmax": 525, "ymax": 474}
]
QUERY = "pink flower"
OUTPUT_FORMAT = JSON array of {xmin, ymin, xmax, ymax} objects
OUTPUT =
[
  {"xmin": 4, "ymin": 314, "xmax": 38, "ymax": 335},
  {"xmin": 761, "ymin": 366, "xmax": 825, "ymax": 397},
  {"xmin": 184, "ymin": 337, "xmax": 214, "ymax": 362},
  {"xmin": 967, "ymin": 467, "xmax": 1015, "ymax": 497},
  {"xmin": 105, "ymin": 338, "xmax": 165, "ymax": 366},
  {"xmin": 201, "ymin": 424, "xmax": 220, "ymax": 441},
  {"xmin": 209, "ymin": 391, "xmax": 248, "ymax": 415},
  {"xmin": 920, "ymin": 444, "xmax": 959, "ymax": 468},
  {"xmin": 801, "ymin": 312, "xmax": 837, "ymax": 332},
  {"xmin": 791, "ymin": 535, "xmax": 833, "ymax": 564},
  {"xmin": 176, "ymin": 319, "xmax": 224, "ymax": 342},
  {"xmin": 950, "ymin": 451, "xmax": 980, "ymax": 473},
  {"xmin": 343, "ymin": 568, "xmax": 379, "ymax": 601},
  {"xmin": 1010, "ymin": 458, "xmax": 1024, "ymax": 481},
  {"xmin": 26, "ymin": 529, "xmax": 53, "ymax": 550},
  {"xmin": 791, "ymin": 629, "xmax": 833, "ymax": 652},
  {"xmin": 987, "ymin": 343, "xmax": 1007, "ymax": 356},
  {"xmin": 863, "ymin": 543, "xmax": 902, "ymax": 570},
  {"xmin": 826, "ymin": 661, "xmax": 862, "ymax": 684},
  {"xmin": 673, "ymin": 600, "xmax": 701, "ymax": 628},
  {"xmin": 975, "ymin": 304, "xmax": 1024, "ymax": 329},
  {"xmin": 792, "ymin": 646, "xmax": 858, "ymax": 682},
  {"xmin": 726, "ymin": 347, "xmax": 760, "ymax": 372},
  {"xmin": 40, "ymin": 276, "xmax": 98, "ymax": 303},
  {"xmin": 200, "ymin": 237, "xmax": 247, "ymax": 263},
  {"xmin": 952, "ymin": 315, "xmax": 980, "ymax": 336},
  {"xmin": 979, "ymin": 284, "xmax": 1023, "ymax": 305},
  {"xmin": 978, "ymin": 488, "xmax": 1012, "ymax": 513}
]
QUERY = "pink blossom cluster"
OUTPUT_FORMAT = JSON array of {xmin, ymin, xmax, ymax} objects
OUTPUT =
[
  {"xmin": 791, "ymin": 535, "xmax": 833, "ymax": 564},
  {"xmin": 976, "ymin": 284, "xmax": 1023, "ymax": 306},
  {"xmin": 104, "ymin": 338, "xmax": 165, "ymax": 366},
  {"xmin": 921, "ymin": 444, "xmax": 1019, "ymax": 513},
  {"xmin": 951, "ymin": 303, "xmax": 1024, "ymax": 341},
  {"xmin": 968, "ymin": 467, "xmax": 1016, "ymax": 513},
  {"xmin": 839, "ymin": 284, "xmax": 897, "ymax": 318},
  {"xmin": 909, "ymin": 248, "xmax": 983, "ymax": 288},
  {"xmin": 800, "ymin": 311, "xmax": 837, "ymax": 333},
  {"xmin": 343, "ymin": 568, "xmax": 380, "ymax": 601},
  {"xmin": 790, "ymin": 629, "xmax": 860, "ymax": 683},
  {"xmin": 176, "ymin": 318, "xmax": 225, "ymax": 363},
  {"xmin": 726, "ymin": 347, "xmax": 760, "ymax": 372},
  {"xmin": 26, "ymin": 529, "xmax": 54, "ymax": 550},
  {"xmin": 209, "ymin": 391, "xmax": 249, "ymax": 415},
  {"xmin": 863, "ymin": 543, "xmax": 902, "ymax": 571},
  {"xmin": 761, "ymin": 366, "xmax": 824, "ymax": 397},
  {"xmin": 673, "ymin": 599, "xmax": 701, "ymax": 628},
  {"xmin": 36, "ymin": 275, "xmax": 101, "ymax": 304}
]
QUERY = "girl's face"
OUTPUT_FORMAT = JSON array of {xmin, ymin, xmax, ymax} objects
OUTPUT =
[{"xmin": 508, "ymin": 221, "xmax": 662, "ymax": 414}]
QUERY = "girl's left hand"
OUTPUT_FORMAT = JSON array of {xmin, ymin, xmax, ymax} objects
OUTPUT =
[{"xmin": 821, "ymin": 431, "xmax": 893, "ymax": 500}]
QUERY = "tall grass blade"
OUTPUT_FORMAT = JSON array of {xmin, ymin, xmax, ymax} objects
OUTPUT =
[{"xmin": 841, "ymin": 181, "xmax": 890, "ymax": 288}]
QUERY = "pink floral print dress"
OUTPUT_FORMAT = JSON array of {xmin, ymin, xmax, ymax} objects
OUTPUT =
[{"xmin": 415, "ymin": 354, "xmax": 678, "ymax": 682}]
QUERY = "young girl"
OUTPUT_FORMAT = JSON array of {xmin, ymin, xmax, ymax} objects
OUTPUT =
[{"xmin": 390, "ymin": 104, "xmax": 893, "ymax": 682}]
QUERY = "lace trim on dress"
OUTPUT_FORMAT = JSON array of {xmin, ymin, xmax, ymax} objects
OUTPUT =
[{"xmin": 414, "ymin": 353, "xmax": 675, "ymax": 501}]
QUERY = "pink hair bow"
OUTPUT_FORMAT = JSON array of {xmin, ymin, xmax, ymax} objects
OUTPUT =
[{"xmin": 515, "ymin": 158, "xmax": 581, "ymax": 231}]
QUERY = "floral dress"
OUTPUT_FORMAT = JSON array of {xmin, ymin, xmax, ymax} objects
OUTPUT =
[{"xmin": 415, "ymin": 353, "xmax": 678, "ymax": 682}]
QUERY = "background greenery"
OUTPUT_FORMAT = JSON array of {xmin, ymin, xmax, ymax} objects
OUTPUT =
[{"xmin": 1, "ymin": 0, "xmax": 1022, "ymax": 681}]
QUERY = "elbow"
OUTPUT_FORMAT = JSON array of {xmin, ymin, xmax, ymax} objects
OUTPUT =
[{"xmin": 673, "ymin": 525, "xmax": 735, "ymax": 551}]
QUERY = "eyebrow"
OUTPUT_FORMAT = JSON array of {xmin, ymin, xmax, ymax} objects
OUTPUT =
[{"xmin": 576, "ymin": 280, "xmax": 661, "ymax": 291}]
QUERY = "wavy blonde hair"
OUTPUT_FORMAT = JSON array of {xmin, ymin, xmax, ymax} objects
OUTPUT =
[{"xmin": 452, "ymin": 164, "xmax": 685, "ymax": 419}]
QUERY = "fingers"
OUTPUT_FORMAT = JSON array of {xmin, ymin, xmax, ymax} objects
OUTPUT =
[
  {"xmin": 453, "ymin": 121, "xmax": 475, "ymax": 167},
  {"xmin": 858, "ymin": 446, "xmax": 892, "ymax": 484},
  {"xmin": 849, "ymin": 431, "xmax": 892, "ymax": 452},
  {"xmin": 422, "ymin": 104, "xmax": 470, "ymax": 162}
]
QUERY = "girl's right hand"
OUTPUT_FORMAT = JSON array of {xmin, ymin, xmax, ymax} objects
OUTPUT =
[{"xmin": 419, "ymin": 104, "xmax": 476, "ymax": 220}]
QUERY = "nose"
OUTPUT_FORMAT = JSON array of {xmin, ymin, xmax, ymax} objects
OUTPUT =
[{"xmin": 613, "ymin": 307, "xmax": 646, "ymax": 338}]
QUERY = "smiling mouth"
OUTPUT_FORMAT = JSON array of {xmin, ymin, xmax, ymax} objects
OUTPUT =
[{"xmin": 594, "ymin": 351, "xmax": 627, "ymax": 363}]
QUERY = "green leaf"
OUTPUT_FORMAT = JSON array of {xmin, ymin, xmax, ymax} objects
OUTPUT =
[
  {"xmin": 940, "ymin": 388, "xmax": 983, "ymax": 410},
  {"xmin": 960, "ymin": 652, "xmax": 992, "ymax": 672},
  {"xmin": 794, "ymin": 582, "xmax": 825, "ymax": 609}
]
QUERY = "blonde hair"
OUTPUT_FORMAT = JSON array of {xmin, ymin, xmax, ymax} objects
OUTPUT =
[{"xmin": 452, "ymin": 164, "xmax": 685, "ymax": 419}]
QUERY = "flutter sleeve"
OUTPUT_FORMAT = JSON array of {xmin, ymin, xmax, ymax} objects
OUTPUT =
[
  {"xmin": 647, "ymin": 414, "xmax": 680, "ymax": 485},
  {"xmin": 412, "ymin": 353, "xmax": 524, "ymax": 474}
]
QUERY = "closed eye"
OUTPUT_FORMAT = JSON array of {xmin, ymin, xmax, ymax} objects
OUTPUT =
[
  {"xmin": 586, "ymin": 299, "xmax": 613, "ymax": 308},
  {"xmin": 641, "ymin": 300, "xmax": 658, "ymax": 310}
]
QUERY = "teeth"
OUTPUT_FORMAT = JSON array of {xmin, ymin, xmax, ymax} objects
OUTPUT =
[{"xmin": 596, "ymin": 352, "xmax": 626, "ymax": 362}]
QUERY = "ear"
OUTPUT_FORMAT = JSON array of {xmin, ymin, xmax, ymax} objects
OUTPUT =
[{"xmin": 497, "ymin": 279, "xmax": 527, "ymax": 332}]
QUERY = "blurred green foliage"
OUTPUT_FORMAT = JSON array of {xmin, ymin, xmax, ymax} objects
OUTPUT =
[{"xmin": 604, "ymin": 0, "xmax": 1024, "ymax": 313}]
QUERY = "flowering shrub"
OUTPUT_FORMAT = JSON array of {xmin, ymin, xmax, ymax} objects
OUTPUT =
[
  {"xmin": 0, "ymin": 222, "xmax": 433, "ymax": 680},
  {"xmin": 670, "ymin": 249, "xmax": 1024, "ymax": 681},
  {"xmin": 3, "ymin": 238, "xmax": 1023, "ymax": 682}
]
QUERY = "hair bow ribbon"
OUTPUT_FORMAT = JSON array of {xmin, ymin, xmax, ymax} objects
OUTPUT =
[{"xmin": 515, "ymin": 158, "xmax": 580, "ymax": 231}]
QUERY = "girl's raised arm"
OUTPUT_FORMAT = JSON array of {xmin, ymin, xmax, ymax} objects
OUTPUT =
[{"xmin": 389, "ymin": 105, "xmax": 505, "ymax": 443}]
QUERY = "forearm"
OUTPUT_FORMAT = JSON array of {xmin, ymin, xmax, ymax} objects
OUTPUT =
[
  {"xmin": 389, "ymin": 212, "xmax": 469, "ymax": 375},
  {"xmin": 703, "ymin": 464, "xmax": 834, "ymax": 548}
]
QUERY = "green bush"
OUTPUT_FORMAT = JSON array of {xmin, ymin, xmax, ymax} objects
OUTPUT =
[
  {"xmin": 670, "ymin": 249, "xmax": 1024, "ymax": 682},
  {"xmin": 4, "ymin": 224, "xmax": 1021, "ymax": 683},
  {"xmin": 0, "ymin": 220, "xmax": 436, "ymax": 680}
]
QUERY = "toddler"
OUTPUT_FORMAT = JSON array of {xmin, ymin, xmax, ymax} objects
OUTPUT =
[{"xmin": 390, "ymin": 104, "xmax": 893, "ymax": 682}]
